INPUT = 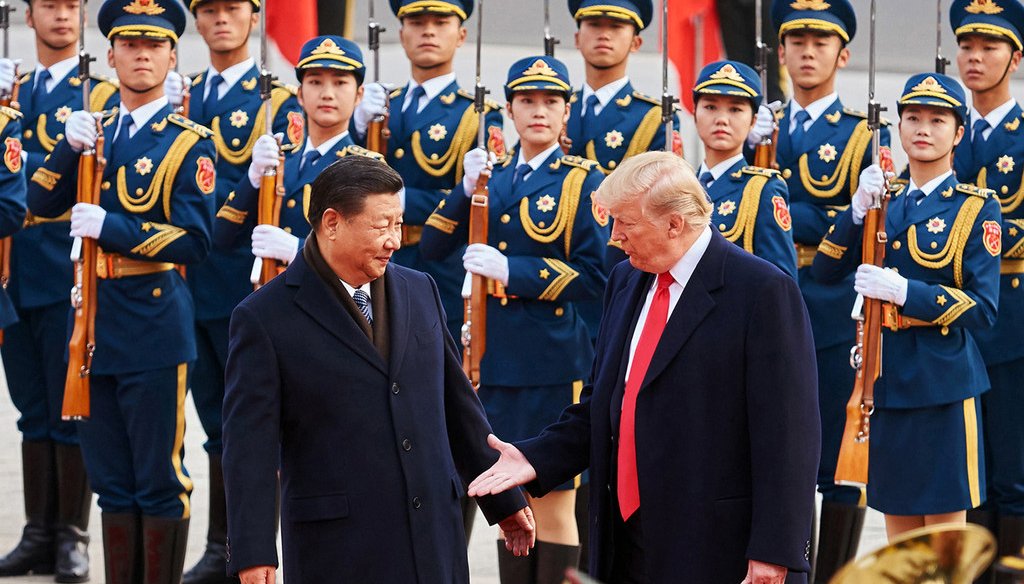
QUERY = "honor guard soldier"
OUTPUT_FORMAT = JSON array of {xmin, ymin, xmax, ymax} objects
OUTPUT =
[
  {"xmin": 948, "ymin": 0, "xmax": 1024, "ymax": 567},
  {"xmin": 353, "ymin": 0, "xmax": 503, "ymax": 346},
  {"xmin": 215, "ymin": 36, "xmax": 382, "ymax": 265},
  {"xmin": 420, "ymin": 55, "xmax": 608, "ymax": 584},
  {"xmin": 25, "ymin": 0, "xmax": 217, "ymax": 580},
  {"xmin": 0, "ymin": 0, "xmax": 118, "ymax": 580},
  {"xmin": 745, "ymin": 2, "xmax": 891, "ymax": 579},
  {"xmin": 693, "ymin": 60, "xmax": 796, "ymax": 279},
  {"xmin": 163, "ymin": 0, "xmax": 303, "ymax": 580},
  {"xmin": 812, "ymin": 72, "xmax": 1001, "ymax": 538}
]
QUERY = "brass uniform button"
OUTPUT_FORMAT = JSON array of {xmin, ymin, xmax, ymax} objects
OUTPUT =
[
  {"xmin": 930, "ymin": 241, "xmax": 937, "ymax": 249},
  {"xmin": 1003, "ymin": 185, "xmax": 1010, "ymax": 195},
  {"xmin": 554, "ymin": 307, "xmax": 564, "ymax": 317},
  {"xmin": 395, "ymin": 148, "xmax": 405, "ymax": 159},
  {"xmin": 136, "ymin": 188, "xmax": 144, "ymax": 196},
  {"xmin": 608, "ymin": 160, "xmax": 616, "ymax": 169},
  {"xmin": 23, "ymin": 129, "xmax": 32, "ymax": 139},
  {"xmin": 500, "ymin": 298, "xmax": 508, "ymax": 306},
  {"xmin": 892, "ymin": 240, "xmax": 902, "ymax": 250},
  {"xmin": 719, "ymin": 223, "xmax": 727, "ymax": 231},
  {"xmin": 56, "ymin": 134, "xmax": 64, "ymax": 141},
  {"xmin": 500, "ymin": 214, "xmax": 510, "ymax": 224},
  {"xmin": 101, "ymin": 181, "xmax": 111, "ymax": 190},
  {"xmin": 941, "ymin": 326, "xmax": 949, "ymax": 336},
  {"xmin": 152, "ymin": 288, "xmax": 162, "ymax": 298},
  {"xmin": 283, "ymin": 226, "xmax": 292, "ymax": 234},
  {"xmin": 782, "ymin": 169, "xmax": 793, "ymax": 179},
  {"xmin": 1013, "ymin": 278, "xmax": 1020, "ymax": 289},
  {"xmin": 232, "ymin": 138, "xmax": 241, "ymax": 147},
  {"xmin": 287, "ymin": 200, "xmax": 296, "ymax": 208},
  {"xmin": 498, "ymin": 241, "xmax": 507, "ymax": 251}
]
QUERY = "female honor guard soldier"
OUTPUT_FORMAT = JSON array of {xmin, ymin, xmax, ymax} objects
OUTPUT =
[
  {"xmin": 812, "ymin": 73, "xmax": 1001, "ymax": 539},
  {"xmin": 693, "ymin": 60, "xmax": 796, "ymax": 279},
  {"xmin": 214, "ymin": 36, "xmax": 382, "ymax": 267},
  {"xmin": 0, "ymin": 1, "xmax": 118, "ymax": 578},
  {"xmin": 948, "ymin": 0, "xmax": 1024, "ymax": 564},
  {"xmin": 420, "ymin": 56, "xmax": 608, "ymax": 584},
  {"xmin": 25, "ymin": 0, "xmax": 218, "ymax": 580}
]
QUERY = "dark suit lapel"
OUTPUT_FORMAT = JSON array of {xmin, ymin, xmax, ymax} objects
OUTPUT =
[
  {"xmin": 288, "ymin": 254, "xmax": 388, "ymax": 374},
  {"xmin": 385, "ymin": 266, "xmax": 410, "ymax": 375},
  {"xmin": 609, "ymin": 270, "xmax": 651, "ymax": 437}
]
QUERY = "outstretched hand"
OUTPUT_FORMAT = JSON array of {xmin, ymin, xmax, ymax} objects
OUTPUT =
[
  {"xmin": 467, "ymin": 434, "xmax": 538, "ymax": 497},
  {"xmin": 498, "ymin": 506, "xmax": 536, "ymax": 556}
]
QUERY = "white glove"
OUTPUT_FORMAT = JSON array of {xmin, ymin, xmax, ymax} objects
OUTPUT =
[
  {"xmin": 851, "ymin": 164, "xmax": 886, "ymax": 225},
  {"xmin": 69, "ymin": 202, "xmax": 106, "ymax": 239},
  {"xmin": 855, "ymin": 264, "xmax": 908, "ymax": 306},
  {"xmin": 353, "ymin": 82, "xmax": 389, "ymax": 135},
  {"xmin": 251, "ymin": 224, "xmax": 299, "ymax": 264},
  {"xmin": 65, "ymin": 111, "xmax": 98, "ymax": 152},
  {"xmin": 463, "ymin": 243, "xmax": 509, "ymax": 286},
  {"xmin": 462, "ymin": 148, "xmax": 495, "ymax": 195},
  {"xmin": 164, "ymin": 71, "xmax": 191, "ymax": 108},
  {"xmin": 0, "ymin": 59, "xmax": 16, "ymax": 95},
  {"xmin": 746, "ymin": 101, "xmax": 779, "ymax": 148},
  {"xmin": 248, "ymin": 133, "xmax": 282, "ymax": 188}
]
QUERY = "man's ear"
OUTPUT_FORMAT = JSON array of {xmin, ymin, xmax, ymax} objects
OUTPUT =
[
  {"xmin": 666, "ymin": 212, "xmax": 685, "ymax": 238},
  {"xmin": 320, "ymin": 208, "xmax": 343, "ymax": 236}
]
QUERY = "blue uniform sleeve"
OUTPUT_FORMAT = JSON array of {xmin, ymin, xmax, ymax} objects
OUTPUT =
[
  {"xmin": 752, "ymin": 176, "xmax": 797, "ymax": 279},
  {"xmin": 0, "ymin": 119, "xmax": 27, "ymax": 238},
  {"xmin": 213, "ymin": 176, "xmax": 260, "ymax": 251},
  {"xmin": 419, "ymin": 182, "xmax": 471, "ymax": 262},
  {"xmin": 27, "ymin": 138, "xmax": 80, "ymax": 219},
  {"xmin": 809, "ymin": 208, "xmax": 862, "ymax": 284}
]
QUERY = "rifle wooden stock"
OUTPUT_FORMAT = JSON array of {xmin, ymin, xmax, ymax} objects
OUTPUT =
[
  {"xmin": 462, "ymin": 173, "xmax": 489, "ymax": 388},
  {"xmin": 366, "ymin": 113, "xmax": 389, "ymax": 156},
  {"xmin": 179, "ymin": 89, "xmax": 190, "ymax": 119},
  {"xmin": 753, "ymin": 128, "xmax": 779, "ymax": 169},
  {"xmin": 63, "ymin": 134, "xmax": 104, "ymax": 420},
  {"xmin": 254, "ymin": 151, "xmax": 286, "ymax": 288}
]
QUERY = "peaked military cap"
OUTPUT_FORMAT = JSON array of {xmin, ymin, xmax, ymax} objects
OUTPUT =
[
  {"xmin": 771, "ymin": 0, "xmax": 856, "ymax": 44},
  {"xmin": 897, "ymin": 73, "xmax": 969, "ymax": 123},
  {"xmin": 98, "ymin": 0, "xmax": 187, "ymax": 43},
  {"xmin": 504, "ymin": 55, "xmax": 572, "ymax": 101},
  {"xmin": 950, "ymin": 0, "xmax": 1024, "ymax": 51},
  {"xmin": 188, "ymin": 0, "xmax": 260, "ymax": 14},
  {"xmin": 568, "ymin": 0, "xmax": 653, "ymax": 30},
  {"xmin": 295, "ymin": 36, "xmax": 366, "ymax": 85},
  {"xmin": 389, "ymin": 0, "xmax": 473, "ymax": 21},
  {"xmin": 693, "ymin": 60, "xmax": 762, "ymax": 107}
]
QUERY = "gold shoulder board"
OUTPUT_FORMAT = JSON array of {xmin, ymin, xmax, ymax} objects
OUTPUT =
[
  {"xmin": 168, "ymin": 114, "xmax": 213, "ymax": 138},
  {"xmin": 456, "ymin": 88, "xmax": 501, "ymax": 111},
  {"xmin": 741, "ymin": 165, "xmax": 781, "ymax": 178},
  {"xmin": 338, "ymin": 145, "xmax": 385, "ymax": 161},
  {"xmin": 0, "ymin": 105, "xmax": 23, "ymax": 120},
  {"xmin": 559, "ymin": 155, "xmax": 598, "ymax": 171},
  {"xmin": 956, "ymin": 183, "xmax": 994, "ymax": 199}
]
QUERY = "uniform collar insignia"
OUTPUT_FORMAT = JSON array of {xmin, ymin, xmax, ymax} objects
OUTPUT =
[
  {"xmin": 825, "ymin": 110, "xmax": 842, "ymax": 124},
  {"xmin": 123, "ymin": 0, "xmax": 165, "ymax": 15},
  {"xmin": 241, "ymin": 77, "xmax": 257, "ymax": 91}
]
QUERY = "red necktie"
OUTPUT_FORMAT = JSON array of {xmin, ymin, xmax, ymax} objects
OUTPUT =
[{"xmin": 617, "ymin": 272, "xmax": 674, "ymax": 520}]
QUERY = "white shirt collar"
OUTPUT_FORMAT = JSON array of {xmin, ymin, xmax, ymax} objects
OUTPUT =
[
  {"xmin": 339, "ymin": 279, "xmax": 372, "ymax": 299},
  {"xmin": 515, "ymin": 141, "xmax": 562, "ymax": 172},
  {"xmin": 665, "ymin": 226, "xmax": 713, "ymax": 293},
  {"xmin": 908, "ymin": 170, "xmax": 953, "ymax": 199},
  {"xmin": 36, "ymin": 57, "xmax": 78, "ymax": 91},
  {"xmin": 581, "ymin": 76, "xmax": 630, "ymax": 116},
  {"xmin": 204, "ymin": 58, "xmax": 256, "ymax": 99},
  {"xmin": 789, "ymin": 92, "xmax": 839, "ymax": 131},
  {"xmin": 303, "ymin": 131, "xmax": 350, "ymax": 157},
  {"xmin": 698, "ymin": 154, "xmax": 745, "ymax": 182},
  {"xmin": 404, "ymin": 72, "xmax": 457, "ymax": 113},
  {"xmin": 970, "ymin": 98, "xmax": 1017, "ymax": 139},
  {"xmin": 116, "ymin": 97, "xmax": 170, "ymax": 138}
]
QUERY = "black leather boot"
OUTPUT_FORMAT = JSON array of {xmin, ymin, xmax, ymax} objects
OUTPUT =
[
  {"xmin": 101, "ymin": 513, "xmax": 140, "ymax": 584},
  {"xmin": 183, "ymin": 456, "xmax": 238, "ymax": 583},
  {"xmin": 812, "ymin": 502, "xmax": 865, "ymax": 584},
  {"xmin": 0, "ymin": 441, "xmax": 57, "ymax": 576},
  {"xmin": 497, "ymin": 539, "xmax": 536, "ymax": 584},
  {"xmin": 996, "ymin": 516, "xmax": 1024, "ymax": 584},
  {"xmin": 54, "ymin": 443, "xmax": 91, "ymax": 583},
  {"xmin": 534, "ymin": 541, "xmax": 580, "ymax": 584},
  {"xmin": 142, "ymin": 516, "xmax": 189, "ymax": 584},
  {"xmin": 969, "ymin": 507, "xmax": 1000, "ymax": 584}
]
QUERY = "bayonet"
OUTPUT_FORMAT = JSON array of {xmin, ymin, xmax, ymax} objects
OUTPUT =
[
  {"xmin": 544, "ymin": 0, "xmax": 558, "ymax": 57},
  {"xmin": 660, "ymin": 0, "xmax": 677, "ymax": 153},
  {"xmin": 935, "ymin": 0, "xmax": 949, "ymax": 74}
]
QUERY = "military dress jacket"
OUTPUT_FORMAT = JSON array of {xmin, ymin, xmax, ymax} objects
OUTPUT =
[
  {"xmin": 0, "ymin": 107, "xmax": 28, "ymax": 328},
  {"xmin": 565, "ymin": 82, "xmax": 682, "ymax": 175},
  {"xmin": 189, "ymin": 68, "xmax": 304, "ymax": 321},
  {"xmin": 811, "ymin": 175, "xmax": 1001, "ymax": 408},
  {"xmin": 954, "ymin": 103, "xmax": 1024, "ymax": 366},
  {"xmin": 708, "ymin": 161, "xmax": 797, "ymax": 279},
  {"xmin": 215, "ymin": 134, "xmax": 384, "ymax": 249},
  {"xmin": 11, "ymin": 70, "xmax": 118, "ymax": 311},
  {"xmin": 27, "ymin": 106, "xmax": 217, "ymax": 374},
  {"xmin": 420, "ymin": 149, "xmax": 609, "ymax": 387},
  {"xmin": 771, "ymin": 97, "xmax": 892, "ymax": 350}
]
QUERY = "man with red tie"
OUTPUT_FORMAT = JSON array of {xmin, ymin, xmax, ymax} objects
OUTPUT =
[{"xmin": 468, "ymin": 151, "xmax": 821, "ymax": 583}]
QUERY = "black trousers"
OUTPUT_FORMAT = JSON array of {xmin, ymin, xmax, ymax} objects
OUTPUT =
[{"xmin": 611, "ymin": 511, "xmax": 647, "ymax": 584}]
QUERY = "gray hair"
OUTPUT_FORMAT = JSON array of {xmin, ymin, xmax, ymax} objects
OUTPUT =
[{"xmin": 594, "ymin": 151, "xmax": 712, "ymax": 230}]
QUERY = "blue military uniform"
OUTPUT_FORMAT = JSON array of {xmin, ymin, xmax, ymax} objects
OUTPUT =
[
  {"xmin": 370, "ymin": 0, "xmax": 504, "ymax": 345},
  {"xmin": 694, "ymin": 60, "xmax": 797, "ymax": 279},
  {"xmin": 0, "ymin": 106, "xmax": 26, "ymax": 329},
  {"xmin": 25, "ymin": 0, "xmax": 215, "ymax": 580},
  {"xmin": 215, "ymin": 36, "xmax": 383, "ymax": 253},
  {"xmin": 812, "ymin": 73, "xmax": 1001, "ymax": 515},
  {"xmin": 948, "ymin": 0, "xmax": 1024, "ymax": 551}
]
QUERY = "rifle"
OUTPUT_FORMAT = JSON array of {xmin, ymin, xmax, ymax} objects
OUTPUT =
[
  {"xmin": 543, "ymin": 0, "xmax": 558, "ymax": 57},
  {"xmin": 365, "ymin": 0, "xmax": 389, "ymax": 155},
  {"xmin": 63, "ymin": 0, "xmax": 102, "ymax": 420},
  {"xmin": 752, "ymin": 0, "xmax": 779, "ymax": 169},
  {"xmin": 0, "ymin": 0, "xmax": 18, "ymax": 305},
  {"xmin": 250, "ymin": 0, "xmax": 285, "ymax": 288},
  {"xmin": 835, "ymin": 0, "xmax": 892, "ymax": 487},
  {"xmin": 935, "ymin": 0, "xmax": 949, "ymax": 74},
  {"xmin": 461, "ymin": 0, "xmax": 489, "ymax": 388},
  {"xmin": 660, "ymin": 0, "xmax": 678, "ymax": 155}
]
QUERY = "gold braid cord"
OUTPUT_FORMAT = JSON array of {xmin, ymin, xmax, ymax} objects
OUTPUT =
[
  {"xmin": 211, "ymin": 87, "xmax": 292, "ymax": 165},
  {"xmin": 35, "ymin": 82, "xmax": 119, "ymax": 153},
  {"xmin": 410, "ymin": 105, "xmax": 479, "ymax": 180},
  {"xmin": 518, "ymin": 166, "xmax": 586, "ymax": 256},
  {"xmin": 1003, "ymin": 219, "xmax": 1024, "ymax": 258},
  {"xmin": 977, "ymin": 166, "xmax": 1024, "ymax": 215},
  {"xmin": 35, "ymin": 114, "xmax": 58, "ymax": 152},
  {"xmin": 718, "ymin": 175, "xmax": 767, "ymax": 253},
  {"xmin": 907, "ymin": 196, "xmax": 984, "ymax": 288},
  {"xmin": 117, "ymin": 131, "xmax": 201, "ymax": 220},
  {"xmin": 798, "ymin": 120, "xmax": 872, "ymax": 199}
]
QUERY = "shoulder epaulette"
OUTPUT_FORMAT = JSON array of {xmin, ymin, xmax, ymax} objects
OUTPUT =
[
  {"xmin": 168, "ymin": 113, "xmax": 213, "ymax": 138},
  {"xmin": 389, "ymin": 87, "xmax": 403, "ymax": 99},
  {"xmin": 558, "ymin": 155, "xmax": 598, "ymax": 171},
  {"xmin": 956, "ymin": 183, "xmax": 993, "ymax": 199},
  {"xmin": 17, "ymin": 73, "xmax": 30, "ymax": 85},
  {"xmin": 842, "ymin": 107, "xmax": 867, "ymax": 119},
  {"xmin": 337, "ymin": 145, "xmax": 385, "ymax": 161},
  {"xmin": 456, "ymin": 88, "xmax": 501, "ymax": 111},
  {"xmin": 91, "ymin": 74, "xmax": 119, "ymax": 87},
  {"xmin": 0, "ymin": 105, "xmax": 21, "ymax": 120},
  {"xmin": 741, "ymin": 165, "xmax": 781, "ymax": 178},
  {"xmin": 631, "ymin": 90, "xmax": 660, "ymax": 106},
  {"xmin": 271, "ymin": 80, "xmax": 298, "ymax": 95}
]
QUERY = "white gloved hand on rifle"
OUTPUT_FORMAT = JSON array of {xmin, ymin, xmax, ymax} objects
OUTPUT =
[
  {"xmin": 0, "ymin": 59, "xmax": 17, "ymax": 95},
  {"xmin": 251, "ymin": 224, "xmax": 299, "ymax": 264},
  {"xmin": 65, "ymin": 111, "xmax": 99, "ymax": 152},
  {"xmin": 854, "ymin": 264, "xmax": 908, "ymax": 306},
  {"xmin": 463, "ymin": 243, "xmax": 509, "ymax": 286},
  {"xmin": 353, "ymin": 82, "xmax": 389, "ymax": 135},
  {"xmin": 851, "ymin": 164, "xmax": 886, "ymax": 225},
  {"xmin": 745, "ymin": 101, "xmax": 779, "ymax": 148},
  {"xmin": 248, "ymin": 133, "xmax": 282, "ymax": 188},
  {"xmin": 164, "ymin": 71, "xmax": 191, "ymax": 109},
  {"xmin": 462, "ymin": 148, "xmax": 495, "ymax": 196},
  {"xmin": 69, "ymin": 202, "xmax": 106, "ymax": 239}
]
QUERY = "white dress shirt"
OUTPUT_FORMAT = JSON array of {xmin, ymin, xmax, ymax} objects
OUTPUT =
[
  {"xmin": 203, "ymin": 57, "xmax": 256, "ymax": 102},
  {"xmin": 580, "ymin": 76, "xmax": 630, "ymax": 118},
  {"xmin": 301, "ymin": 131, "xmax": 350, "ymax": 159},
  {"xmin": 113, "ymin": 96, "xmax": 170, "ymax": 141},
  {"xmin": 906, "ymin": 170, "xmax": 954, "ymax": 205},
  {"xmin": 970, "ymin": 98, "xmax": 1016, "ymax": 142},
  {"xmin": 697, "ymin": 153, "xmax": 746, "ymax": 188},
  {"xmin": 402, "ymin": 72, "xmax": 457, "ymax": 115},
  {"xmin": 36, "ymin": 56, "xmax": 78, "ymax": 93},
  {"xmin": 788, "ymin": 92, "xmax": 839, "ymax": 135}
]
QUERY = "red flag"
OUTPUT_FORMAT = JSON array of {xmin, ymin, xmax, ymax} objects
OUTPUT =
[
  {"xmin": 666, "ymin": 0, "xmax": 724, "ymax": 113},
  {"xmin": 267, "ymin": 0, "xmax": 318, "ymax": 65}
]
